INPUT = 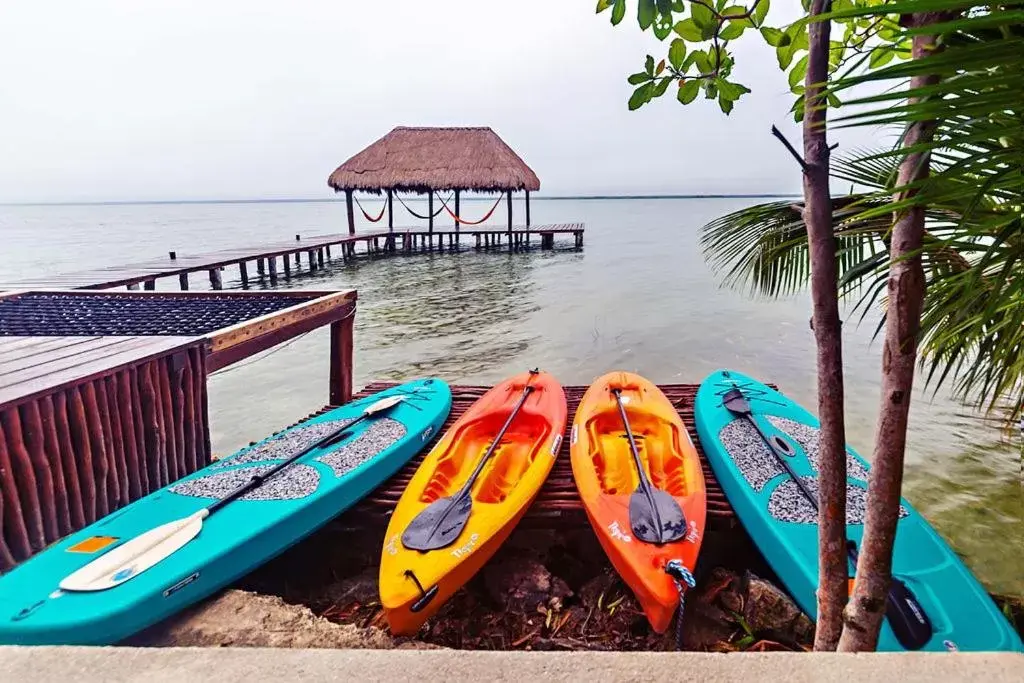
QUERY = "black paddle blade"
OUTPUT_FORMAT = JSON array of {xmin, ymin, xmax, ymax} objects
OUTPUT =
[
  {"xmin": 400, "ymin": 494, "xmax": 474, "ymax": 552},
  {"xmin": 722, "ymin": 388, "xmax": 751, "ymax": 415},
  {"xmin": 629, "ymin": 488, "xmax": 687, "ymax": 544}
]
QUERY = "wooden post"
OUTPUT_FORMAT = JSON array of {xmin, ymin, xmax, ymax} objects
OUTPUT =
[
  {"xmin": 317, "ymin": 249, "xmax": 324, "ymax": 268},
  {"xmin": 308, "ymin": 250, "xmax": 316, "ymax": 271},
  {"xmin": 525, "ymin": 190, "xmax": 531, "ymax": 227},
  {"xmin": 345, "ymin": 189, "xmax": 355, "ymax": 235},
  {"xmin": 168, "ymin": 251, "xmax": 177, "ymax": 260},
  {"xmin": 239, "ymin": 261, "xmax": 248, "ymax": 288},
  {"xmin": 283, "ymin": 256, "xmax": 291, "ymax": 278},
  {"xmin": 325, "ymin": 244, "xmax": 331, "ymax": 259},
  {"xmin": 178, "ymin": 273, "xmax": 189, "ymax": 290},
  {"xmin": 143, "ymin": 280, "xmax": 155, "ymax": 290},
  {"xmin": 267, "ymin": 257, "xmax": 277, "ymax": 284},
  {"xmin": 506, "ymin": 190, "xmax": 513, "ymax": 252},
  {"xmin": 208, "ymin": 268, "xmax": 223, "ymax": 290},
  {"xmin": 428, "ymin": 192, "xmax": 434, "ymax": 234},
  {"xmin": 329, "ymin": 314, "xmax": 354, "ymax": 406},
  {"xmin": 387, "ymin": 189, "xmax": 394, "ymax": 231},
  {"xmin": 257, "ymin": 258, "xmax": 266, "ymax": 276},
  {"xmin": 454, "ymin": 190, "xmax": 461, "ymax": 231}
]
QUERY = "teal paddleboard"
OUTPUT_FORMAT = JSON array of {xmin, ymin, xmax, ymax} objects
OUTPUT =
[
  {"xmin": 694, "ymin": 369, "xmax": 1022, "ymax": 652},
  {"xmin": 0, "ymin": 378, "xmax": 451, "ymax": 645}
]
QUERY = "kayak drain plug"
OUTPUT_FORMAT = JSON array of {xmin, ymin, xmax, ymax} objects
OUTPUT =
[{"xmin": 404, "ymin": 570, "xmax": 438, "ymax": 613}]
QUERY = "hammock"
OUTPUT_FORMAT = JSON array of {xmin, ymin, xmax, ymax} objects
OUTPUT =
[
  {"xmin": 352, "ymin": 194, "xmax": 387, "ymax": 223},
  {"xmin": 395, "ymin": 192, "xmax": 451, "ymax": 220},
  {"xmin": 435, "ymin": 193, "xmax": 504, "ymax": 226}
]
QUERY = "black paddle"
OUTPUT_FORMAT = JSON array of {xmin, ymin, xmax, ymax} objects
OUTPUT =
[
  {"xmin": 612, "ymin": 388, "xmax": 687, "ymax": 545},
  {"xmin": 402, "ymin": 382, "xmax": 536, "ymax": 552},
  {"xmin": 721, "ymin": 387, "xmax": 932, "ymax": 650}
]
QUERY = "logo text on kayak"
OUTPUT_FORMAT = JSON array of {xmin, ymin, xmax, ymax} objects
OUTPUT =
[
  {"xmin": 451, "ymin": 533, "xmax": 480, "ymax": 559},
  {"xmin": 608, "ymin": 521, "xmax": 632, "ymax": 543}
]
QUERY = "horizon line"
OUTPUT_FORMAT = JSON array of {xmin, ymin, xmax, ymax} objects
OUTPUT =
[{"xmin": 0, "ymin": 193, "xmax": 799, "ymax": 207}]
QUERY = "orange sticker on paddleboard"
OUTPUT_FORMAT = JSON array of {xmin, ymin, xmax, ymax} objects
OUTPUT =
[{"xmin": 67, "ymin": 536, "xmax": 118, "ymax": 553}]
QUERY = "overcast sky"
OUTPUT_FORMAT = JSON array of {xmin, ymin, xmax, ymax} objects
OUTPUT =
[{"xmin": 1, "ymin": 1, "xmax": 885, "ymax": 203}]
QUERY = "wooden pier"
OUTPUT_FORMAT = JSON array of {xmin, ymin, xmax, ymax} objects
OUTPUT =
[{"xmin": 0, "ymin": 224, "xmax": 584, "ymax": 293}]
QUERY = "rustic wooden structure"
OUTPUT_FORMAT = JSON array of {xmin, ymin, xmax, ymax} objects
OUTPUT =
[
  {"xmin": 0, "ymin": 289, "xmax": 356, "ymax": 571},
  {"xmin": 0, "ymin": 225, "xmax": 583, "ymax": 293},
  {"xmin": 328, "ymin": 127, "xmax": 542, "ymax": 251},
  {"xmin": 298, "ymin": 382, "xmax": 740, "ymax": 531}
]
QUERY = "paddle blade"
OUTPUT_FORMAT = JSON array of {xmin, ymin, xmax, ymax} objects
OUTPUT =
[
  {"xmin": 59, "ymin": 511, "xmax": 207, "ymax": 592},
  {"xmin": 365, "ymin": 394, "xmax": 405, "ymax": 415},
  {"xmin": 629, "ymin": 488, "xmax": 687, "ymax": 544},
  {"xmin": 401, "ymin": 495, "xmax": 473, "ymax": 552},
  {"xmin": 721, "ymin": 388, "xmax": 751, "ymax": 415}
]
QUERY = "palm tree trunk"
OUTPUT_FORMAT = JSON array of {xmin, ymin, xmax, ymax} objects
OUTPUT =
[
  {"xmin": 802, "ymin": 0, "xmax": 847, "ymax": 652},
  {"xmin": 838, "ymin": 14, "xmax": 946, "ymax": 652}
]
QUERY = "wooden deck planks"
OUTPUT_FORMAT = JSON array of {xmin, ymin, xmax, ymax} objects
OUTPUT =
[{"xmin": 0, "ymin": 336, "xmax": 200, "ymax": 409}]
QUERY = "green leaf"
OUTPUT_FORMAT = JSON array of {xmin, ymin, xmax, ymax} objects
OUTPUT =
[
  {"xmin": 668, "ymin": 38, "xmax": 687, "ymax": 70},
  {"xmin": 638, "ymin": 0, "xmax": 657, "ymax": 30},
  {"xmin": 752, "ymin": 0, "xmax": 770, "ymax": 27},
  {"xmin": 677, "ymin": 79, "xmax": 700, "ymax": 104},
  {"xmin": 656, "ymin": 0, "xmax": 674, "ymax": 15},
  {"xmin": 827, "ymin": 91, "xmax": 841, "ymax": 108},
  {"xmin": 596, "ymin": 0, "xmax": 614, "ymax": 13},
  {"xmin": 645, "ymin": 54, "xmax": 655, "ymax": 76},
  {"xmin": 694, "ymin": 49, "xmax": 712, "ymax": 74},
  {"xmin": 611, "ymin": 0, "xmax": 626, "ymax": 25},
  {"xmin": 628, "ymin": 82, "xmax": 653, "ymax": 110},
  {"xmin": 653, "ymin": 76, "xmax": 673, "ymax": 97},
  {"xmin": 760, "ymin": 26, "xmax": 784, "ymax": 46},
  {"xmin": 792, "ymin": 93, "xmax": 805, "ymax": 122},
  {"xmin": 653, "ymin": 13, "xmax": 674, "ymax": 40},
  {"xmin": 671, "ymin": 0, "xmax": 686, "ymax": 11},
  {"xmin": 690, "ymin": 1, "xmax": 715, "ymax": 30},
  {"xmin": 869, "ymin": 47, "xmax": 895, "ymax": 68},
  {"xmin": 720, "ymin": 21, "xmax": 746, "ymax": 40},
  {"xmin": 627, "ymin": 72, "xmax": 652, "ymax": 85},
  {"xmin": 719, "ymin": 96, "xmax": 735, "ymax": 114},
  {"xmin": 789, "ymin": 54, "xmax": 808, "ymax": 90},
  {"xmin": 705, "ymin": 81, "xmax": 718, "ymax": 100},
  {"xmin": 717, "ymin": 79, "xmax": 751, "ymax": 100},
  {"xmin": 673, "ymin": 18, "xmax": 703, "ymax": 41}
]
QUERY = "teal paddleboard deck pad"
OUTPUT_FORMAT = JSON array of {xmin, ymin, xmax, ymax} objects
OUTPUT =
[
  {"xmin": 0, "ymin": 378, "xmax": 451, "ymax": 645},
  {"xmin": 694, "ymin": 369, "xmax": 1022, "ymax": 653}
]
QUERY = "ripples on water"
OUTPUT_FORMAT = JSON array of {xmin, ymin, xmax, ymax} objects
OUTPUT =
[{"xmin": 1, "ymin": 198, "xmax": 1020, "ymax": 594}]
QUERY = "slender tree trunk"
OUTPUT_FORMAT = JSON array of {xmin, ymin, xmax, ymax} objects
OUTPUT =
[
  {"xmin": 801, "ymin": 0, "xmax": 847, "ymax": 652},
  {"xmin": 838, "ymin": 15, "xmax": 945, "ymax": 652}
]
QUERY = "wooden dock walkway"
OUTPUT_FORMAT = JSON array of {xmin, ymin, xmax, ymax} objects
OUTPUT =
[{"xmin": 0, "ymin": 223, "xmax": 585, "ymax": 292}]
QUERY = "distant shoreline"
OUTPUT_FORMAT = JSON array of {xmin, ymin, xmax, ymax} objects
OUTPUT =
[{"xmin": 1, "ymin": 194, "xmax": 798, "ymax": 208}]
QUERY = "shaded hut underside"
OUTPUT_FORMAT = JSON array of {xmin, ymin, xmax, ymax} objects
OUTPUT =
[{"xmin": 327, "ymin": 127, "xmax": 540, "ymax": 194}]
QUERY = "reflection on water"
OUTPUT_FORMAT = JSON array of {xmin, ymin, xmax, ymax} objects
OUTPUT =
[{"xmin": 2, "ymin": 198, "xmax": 1021, "ymax": 595}]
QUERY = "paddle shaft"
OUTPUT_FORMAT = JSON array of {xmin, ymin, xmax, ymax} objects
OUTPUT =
[
  {"xmin": 612, "ymin": 389, "xmax": 661, "ymax": 519},
  {"xmin": 206, "ymin": 410, "xmax": 373, "ymax": 515},
  {"xmin": 450, "ymin": 384, "xmax": 535, "ymax": 504}
]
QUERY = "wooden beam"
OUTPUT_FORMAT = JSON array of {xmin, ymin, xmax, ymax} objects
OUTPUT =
[
  {"xmin": 329, "ymin": 314, "xmax": 354, "ymax": 406},
  {"xmin": 387, "ymin": 189, "xmax": 394, "ymax": 232},
  {"xmin": 506, "ymin": 190, "xmax": 513, "ymax": 251},
  {"xmin": 208, "ymin": 268, "xmax": 222, "ymax": 290},
  {"xmin": 525, "ymin": 190, "xmax": 531, "ymax": 227},
  {"xmin": 178, "ymin": 273, "xmax": 189, "ymax": 290},
  {"xmin": 238, "ymin": 261, "xmax": 248, "ymax": 288},
  {"xmin": 428, "ymin": 192, "xmax": 434, "ymax": 234},
  {"xmin": 454, "ymin": 189, "xmax": 460, "ymax": 232},
  {"xmin": 345, "ymin": 189, "xmax": 355, "ymax": 235}
]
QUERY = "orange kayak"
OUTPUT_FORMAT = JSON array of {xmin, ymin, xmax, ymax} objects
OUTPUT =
[
  {"xmin": 570, "ymin": 371, "xmax": 706, "ymax": 633},
  {"xmin": 379, "ymin": 370, "xmax": 567, "ymax": 635}
]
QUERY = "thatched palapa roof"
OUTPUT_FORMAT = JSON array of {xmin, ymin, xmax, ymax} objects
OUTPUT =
[{"xmin": 327, "ymin": 126, "xmax": 540, "ymax": 194}]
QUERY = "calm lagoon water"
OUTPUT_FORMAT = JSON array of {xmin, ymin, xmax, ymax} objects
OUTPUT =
[{"xmin": 2, "ymin": 197, "xmax": 1020, "ymax": 594}]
